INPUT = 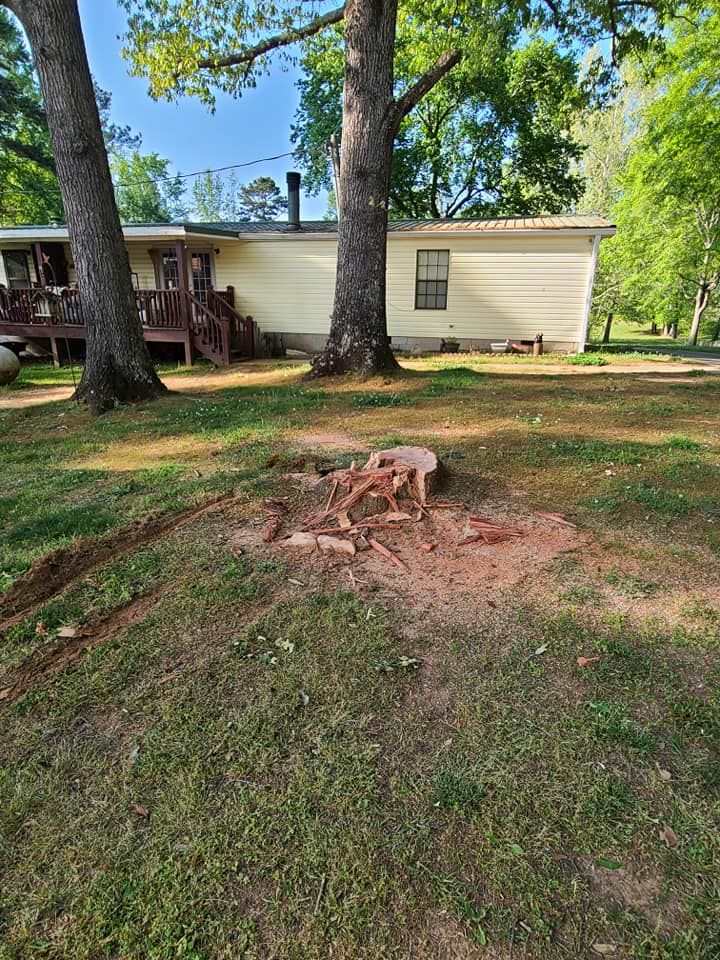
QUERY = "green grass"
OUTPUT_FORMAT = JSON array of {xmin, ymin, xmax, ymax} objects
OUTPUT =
[{"xmin": 2, "ymin": 358, "xmax": 720, "ymax": 958}]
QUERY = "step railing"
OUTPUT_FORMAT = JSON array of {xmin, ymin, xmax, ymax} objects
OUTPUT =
[
  {"xmin": 207, "ymin": 287, "xmax": 255, "ymax": 358},
  {"xmin": 186, "ymin": 290, "xmax": 231, "ymax": 365}
]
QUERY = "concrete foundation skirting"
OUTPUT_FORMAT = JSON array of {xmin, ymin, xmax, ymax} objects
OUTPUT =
[{"xmin": 260, "ymin": 331, "xmax": 578, "ymax": 356}]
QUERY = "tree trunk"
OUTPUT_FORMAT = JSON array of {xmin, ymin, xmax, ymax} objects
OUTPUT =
[
  {"xmin": 7, "ymin": 0, "xmax": 166, "ymax": 414},
  {"xmin": 311, "ymin": 0, "xmax": 399, "ymax": 377},
  {"xmin": 688, "ymin": 283, "xmax": 709, "ymax": 346},
  {"xmin": 601, "ymin": 312, "xmax": 614, "ymax": 344}
]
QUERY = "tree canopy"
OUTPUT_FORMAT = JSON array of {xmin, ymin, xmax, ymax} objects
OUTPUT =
[
  {"xmin": 112, "ymin": 150, "xmax": 187, "ymax": 223},
  {"xmin": 582, "ymin": 4, "xmax": 720, "ymax": 343},
  {"xmin": 293, "ymin": 29, "xmax": 586, "ymax": 218},
  {"xmin": 0, "ymin": 8, "xmax": 62, "ymax": 224}
]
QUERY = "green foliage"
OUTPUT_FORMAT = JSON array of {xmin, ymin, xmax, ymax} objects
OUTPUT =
[
  {"xmin": 293, "ymin": 28, "xmax": 586, "ymax": 218},
  {"xmin": 564, "ymin": 352, "xmax": 609, "ymax": 365},
  {"xmin": 191, "ymin": 169, "xmax": 227, "ymax": 221},
  {"xmin": 0, "ymin": 10, "xmax": 62, "ymax": 224},
  {"xmin": 112, "ymin": 150, "xmax": 186, "ymax": 223},
  {"xmin": 593, "ymin": 5, "xmax": 720, "ymax": 343},
  {"xmin": 237, "ymin": 176, "xmax": 286, "ymax": 220}
]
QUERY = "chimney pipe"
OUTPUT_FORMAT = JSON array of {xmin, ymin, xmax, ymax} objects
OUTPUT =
[{"xmin": 287, "ymin": 171, "xmax": 301, "ymax": 230}]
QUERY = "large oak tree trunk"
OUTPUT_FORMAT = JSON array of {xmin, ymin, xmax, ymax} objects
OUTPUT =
[
  {"xmin": 6, "ymin": 0, "xmax": 166, "ymax": 414},
  {"xmin": 311, "ymin": 0, "xmax": 399, "ymax": 377}
]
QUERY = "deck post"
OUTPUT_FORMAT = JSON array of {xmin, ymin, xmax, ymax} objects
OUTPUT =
[
  {"xmin": 175, "ymin": 238, "xmax": 193, "ymax": 366},
  {"xmin": 33, "ymin": 242, "xmax": 46, "ymax": 287}
]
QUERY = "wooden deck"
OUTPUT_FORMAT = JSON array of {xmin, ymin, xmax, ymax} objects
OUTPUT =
[{"xmin": 0, "ymin": 285, "xmax": 254, "ymax": 366}]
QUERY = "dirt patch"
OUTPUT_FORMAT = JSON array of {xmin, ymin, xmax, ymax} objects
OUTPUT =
[
  {"xmin": 0, "ymin": 587, "xmax": 167, "ymax": 707},
  {"xmin": 0, "ymin": 492, "xmax": 234, "ymax": 630},
  {"xmin": 582, "ymin": 858, "xmax": 685, "ymax": 932},
  {"xmin": 230, "ymin": 492, "xmax": 584, "ymax": 620}
]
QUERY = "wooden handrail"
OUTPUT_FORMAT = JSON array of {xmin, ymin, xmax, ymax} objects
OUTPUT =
[
  {"xmin": 207, "ymin": 287, "xmax": 255, "ymax": 358},
  {"xmin": 186, "ymin": 289, "xmax": 231, "ymax": 365}
]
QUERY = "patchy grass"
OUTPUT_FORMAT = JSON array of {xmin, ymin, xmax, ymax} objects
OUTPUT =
[{"xmin": 1, "ymin": 358, "xmax": 720, "ymax": 958}]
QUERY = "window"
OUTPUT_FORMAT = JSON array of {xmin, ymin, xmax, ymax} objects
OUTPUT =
[
  {"xmin": 159, "ymin": 249, "xmax": 179, "ymax": 289},
  {"xmin": 415, "ymin": 249, "xmax": 449, "ymax": 309},
  {"xmin": 2, "ymin": 250, "xmax": 31, "ymax": 289}
]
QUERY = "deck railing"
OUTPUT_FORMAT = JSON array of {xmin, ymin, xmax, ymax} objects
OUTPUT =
[{"xmin": 0, "ymin": 284, "xmax": 254, "ymax": 364}]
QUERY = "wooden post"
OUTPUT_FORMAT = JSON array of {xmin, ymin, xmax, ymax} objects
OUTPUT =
[
  {"xmin": 33, "ymin": 242, "xmax": 46, "ymax": 287},
  {"xmin": 175, "ymin": 238, "xmax": 193, "ymax": 366}
]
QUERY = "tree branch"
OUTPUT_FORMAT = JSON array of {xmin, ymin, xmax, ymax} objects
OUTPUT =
[
  {"xmin": 196, "ymin": 4, "xmax": 346, "ymax": 71},
  {"xmin": 390, "ymin": 49, "xmax": 463, "ymax": 132}
]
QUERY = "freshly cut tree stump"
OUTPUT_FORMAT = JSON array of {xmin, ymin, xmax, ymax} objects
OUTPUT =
[{"xmin": 362, "ymin": 446, "xmax": 439, "ymax": 504}]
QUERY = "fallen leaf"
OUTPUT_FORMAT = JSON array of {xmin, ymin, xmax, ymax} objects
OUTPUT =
[
  {"xmin": 591, "ymin": 944, "xmax": 617, "ymax": 956},
  {"xmin": 57, "ymin": 625, "xmax": 78, "ymax": 638},
  {"xmin": 35, "ymin": 621, "xmax": 48, "ymax": 637},
  {"xmin": 130, "ymin": 803, "xmax": 150, "ymax": 818},
  {"xmin": 660, "ymin": 824, "xmax": 679, "ymax": 848},
  {"xmin": 288, "ymin": 577, "xmax": 304, "ymax": 586},
  {"xmin": 0, "ymin": 687, "xmax": 12, "ymax": 701},
  {"xmin": 420, "ymin": 542, "xmax": 437, "ymax": 553},
  {"xmin": 275, "ymin": 638, "xmax": 295, "ymax": 653},
  {"xmin": 384, "ymin": 511, "xmax": 413, "ymax": 522},
  {"xmin": 596, "ymin": 857, "xmax": 622, "ymax": 870},
  {"xmin": 655, "ymin": 763, "xmax": 672, "ymax": 782},
  {"xmin": 534, "ymin": 643, "xmax": 548, "ymax": 656},
  {"xmin": 299, "ymin": 689, "xmax": 310, "ymax": 707},
  {"xmin": 577, "ymin": 656, "xmax": 600, "ymax": 668}
]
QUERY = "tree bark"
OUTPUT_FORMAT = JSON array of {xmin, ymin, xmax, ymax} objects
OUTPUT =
[
  {"xmin": 6, "ymin": 0, "xmax": 165, "ymax": 414},
  {"xmin": 311, "ymin": 1, "xmax": 460, "ymax": 377},
  {"xmin": 311, "ymin": 0, "xmax": 399, "ymax": 376},
  {"xmin": 688, "ymin": 283, "xmax": 709, "ymax": 346},
  {"xmin": 601, "ymin": 312, "xmax": 614, "ymax": 344}
]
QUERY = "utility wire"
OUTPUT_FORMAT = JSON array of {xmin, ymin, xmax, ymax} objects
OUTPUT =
[{"xmin": 116, "ymin": 150, "xmax": 294, "ymax": 189}]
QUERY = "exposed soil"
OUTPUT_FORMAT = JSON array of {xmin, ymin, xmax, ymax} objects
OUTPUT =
[
  {"xmin": 229, "ymin": 482, "xmax": 585, "ymax": 622},
  {"xmin": 582, "ymin": 858, "xmax": 686, "ymax": 933},
  {"xmin": 0, "ymin": 586, "xmax": 167, "ymax": 707},
  {"xmin": 0, "ymin": 492, "xmax": 234, "ymax": 630}
]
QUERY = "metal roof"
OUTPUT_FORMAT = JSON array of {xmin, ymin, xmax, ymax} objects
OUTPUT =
[
  {"xmin": 205, "ymin": 215, "xmax": 615, "ymax": 236},
  {"xmin": 0, "ymin": 215, "xmax": 614, "ymax": 243}
]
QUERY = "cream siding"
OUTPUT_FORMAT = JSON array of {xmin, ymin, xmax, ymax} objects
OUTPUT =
[
  {"xmin": 213, "ymin": 238, "xmax": 337, "ymax": 335},
  {"xmin": 126, "ymin": 242, "xmax": 158, "ymax": 288},
  {"xmin": 1, "ymin": 228, "xmax": 601, "ymax": 348},
  {"xmin": 214, "ymin": 232, "xmax": 596, "ymax": 346}
]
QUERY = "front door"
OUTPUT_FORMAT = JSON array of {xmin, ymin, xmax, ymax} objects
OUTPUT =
[{"xmin": 35, "ymin": 242, "xmax": 69, "ymax": 286}]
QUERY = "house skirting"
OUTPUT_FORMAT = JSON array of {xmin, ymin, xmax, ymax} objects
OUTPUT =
[{"xmin": 262, "ymin": 332, "xmax": 579, "ymax": 356}]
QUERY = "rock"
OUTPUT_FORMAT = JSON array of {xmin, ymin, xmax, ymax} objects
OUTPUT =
[
  {"xmin": 0, "ymin": 345, "xmax": 20, "ymax": 385},
  {"xmin": 285, "ymin": 532, "xmax": 318, "ymax": 550},
  {"xmin": 317, "ymin": 535, "xmax": 356, "ymax": 557}
]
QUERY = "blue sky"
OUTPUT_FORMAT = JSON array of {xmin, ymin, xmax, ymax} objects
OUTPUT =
[{"xmin": 78, "ymin": 0, "xmax": 329, "ymax": 219}]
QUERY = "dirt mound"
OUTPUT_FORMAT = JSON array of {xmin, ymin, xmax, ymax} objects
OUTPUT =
[
  {"xmin": 0, "ymin": 587, "xmax": 166, "ymax": 707},
  {"xmin": 1, "ymin": 493, "xmax": 233, "ymax": 631}
]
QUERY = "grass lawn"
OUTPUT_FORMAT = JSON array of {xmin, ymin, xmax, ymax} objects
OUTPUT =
[{"xmin": 2, "ymin": 358, "xmax": 720, "ymax": 959}]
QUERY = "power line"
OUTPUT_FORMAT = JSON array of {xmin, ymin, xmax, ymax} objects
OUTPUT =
[{"xmin": 117, "ymin": 150, "xmax": 295, "ymax": 188}]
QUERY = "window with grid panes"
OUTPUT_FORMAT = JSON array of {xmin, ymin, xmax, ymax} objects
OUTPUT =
[{"xmin": 415, "ymin": 249, "xmax": 449, "ymax": 309}]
